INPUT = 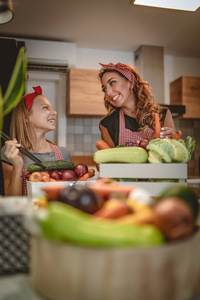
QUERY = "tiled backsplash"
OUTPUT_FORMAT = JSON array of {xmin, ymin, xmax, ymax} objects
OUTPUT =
[
  {"xmin": 67, "ymin": 117, "xmax": 200, "ymax": 178},
  {"xmin": 66, "ymin": 117, "xmax": 101, "ymax": 155}
]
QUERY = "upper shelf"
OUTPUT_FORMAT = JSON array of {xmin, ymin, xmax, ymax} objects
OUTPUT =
[{"xmin": 161, "ymin": 104, "xmax": 186, "ymax": 118}]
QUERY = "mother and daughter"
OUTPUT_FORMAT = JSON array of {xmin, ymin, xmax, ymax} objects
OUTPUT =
[{"xmin": 1, "ymin": 62, "xmax": 176, "ymax": 196}]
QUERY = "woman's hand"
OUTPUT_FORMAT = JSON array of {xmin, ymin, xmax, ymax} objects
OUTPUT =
[
  {"xmin": 4, "ymin": 138, "xmax": 23, "ymax": 168},
  {"xmin": 162, "ymin": 110, "xmax": 176, "ymax": 139},
  {"xmin": 160, "ymin": 127, "xmax": 175, "ymax": 139}
]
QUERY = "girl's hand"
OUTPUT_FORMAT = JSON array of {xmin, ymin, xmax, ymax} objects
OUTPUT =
[
  {"xmin": 4, "ymin": 138, "xmax": 23, "ymax": 168},
  {"xmin": 160, "ymin": 127, "xmax": 175, "ymax": 139}
]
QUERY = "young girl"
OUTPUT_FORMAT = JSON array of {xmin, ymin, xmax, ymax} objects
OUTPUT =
[
  {"xmin": 98, "ymin": 62, "xmax": 176, "ymax": 147},
  {"xmin": 1, "ymin": 86, "xmax": 71, "ymax": 196}
]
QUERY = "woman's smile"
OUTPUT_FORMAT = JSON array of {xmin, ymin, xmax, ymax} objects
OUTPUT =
[{"xmin": 112, "ymin": 94, "xmax": 120, "ymax": 101}]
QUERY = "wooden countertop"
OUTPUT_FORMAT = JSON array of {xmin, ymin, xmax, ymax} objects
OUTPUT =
[{"xmin": 71, "ymin": 156, "xmax": 96, "ymax": 166}]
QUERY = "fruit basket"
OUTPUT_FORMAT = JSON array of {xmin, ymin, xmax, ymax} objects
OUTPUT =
[
  {"xmin": 26, "ymin": 178, "xmax": 200, "ymax": 300},
  {"xmin": 99, "ymin": 163, "xmax": 187, "ymax": 196},
  {"xmin": 30, "ymin": 230, "xmax": 200, "ymax": 300}
]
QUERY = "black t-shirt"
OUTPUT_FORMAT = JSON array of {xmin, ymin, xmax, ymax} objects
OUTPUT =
[{"xmin": 100, "ymin": 108, "xmax": 167, "ymax": 146}]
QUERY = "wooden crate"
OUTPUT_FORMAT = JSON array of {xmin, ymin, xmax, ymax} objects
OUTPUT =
[
  {"xmin": 170, "ymin": 76, "xmax": 200, "ymax": 119},
  {"xmin": 99, "ymin": 163, "xmax": 187, "ymax": 196}
]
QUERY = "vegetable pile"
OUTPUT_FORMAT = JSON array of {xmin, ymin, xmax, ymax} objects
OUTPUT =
[
  {"xmin": 32, "ymin": 180, "xmax": 199, "ymax": 248},
  {"xmin": 26, "ymin": 160, "xmax": 95, "ymax": 182},
  {"xmin": 94, "ymin": 136, "xmax": 195, "ymax": 164}
]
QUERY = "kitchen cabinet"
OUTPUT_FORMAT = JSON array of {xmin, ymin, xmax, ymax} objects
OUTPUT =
[
  {"xmin": 170, "ymin": 76, "xmax": 200, "ymax": 119},
  {"xmin": 66, "ymin": 68, "xmax": 107, "ymax": 117}
]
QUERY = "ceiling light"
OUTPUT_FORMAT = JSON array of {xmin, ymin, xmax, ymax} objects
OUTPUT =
[
  {"xmin": 0, "ymin": 0, "xmax": 14, "ymax": 24},
  {"xmin": 132, "ymin": 0, "xmax": 200, "ymax": 12}
]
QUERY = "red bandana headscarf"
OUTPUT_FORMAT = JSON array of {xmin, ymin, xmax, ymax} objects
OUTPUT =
[
  {"xmin": 25, "ymin": 86, "xmax": 42, "ymax": 111},
  {"xmin": 99, "ymin": 62, "xmax": 136, "ymax": 86}
]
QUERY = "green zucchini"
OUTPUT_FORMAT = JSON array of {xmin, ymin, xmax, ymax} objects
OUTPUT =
[
  {"xmin": 93, "ymin": 147, "xmax": 148, "ymax": 164},
  {"xmin": 27, "ymin": 160, "xmax": 74, "ymax": 173},
  {"xmin": 38, "ymin": 202, "xmax": 164, "ymax": 248}
]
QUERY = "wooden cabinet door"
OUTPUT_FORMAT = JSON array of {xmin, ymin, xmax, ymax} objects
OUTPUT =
[
  {"xmin": 170, "ymin": 76, "xmax": 200, "ymax": 119},
  {"xmin": 67, "ymin": 68, "xmax": 107, "ymax": 117}
]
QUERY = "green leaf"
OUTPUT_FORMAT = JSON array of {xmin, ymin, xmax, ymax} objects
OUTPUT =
[
  {"xmin": 3, "ymin": 46, "xmax": 27, "ymax": 116},
  {"xmin": 185, "ymin": 136, "xmax": 195, "ymax": 161}
]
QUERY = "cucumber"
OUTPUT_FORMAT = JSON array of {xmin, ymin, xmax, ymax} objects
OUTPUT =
[
  {"xmin": 27, "ymin": 160, "xmax": 74, "ymax": 173},
  {"xmin": 38, "ymin": 202, "xmax": 164, "ymax": 248},
  {"xmin": 93, "ymin": 147, "xmax": 148, "ymax": 164}
]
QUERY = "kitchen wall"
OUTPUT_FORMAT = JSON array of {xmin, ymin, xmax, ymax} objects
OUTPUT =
[
  {"xmin": 66, "ymin": 117, "xmax": 101, "ymax": 156},
  {"xmin": 174, "ymin": 119, "xmax": 200, "ymax": 178},
  {"xmin": 164, "ymin": 55, "xmax": 200, "ymax": 104},
  {"xmin": 14, "ymin": 38, "xmax": 200, "ymax": 177}
]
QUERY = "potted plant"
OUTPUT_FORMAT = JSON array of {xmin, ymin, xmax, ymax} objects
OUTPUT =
[{"xmin": 0, "ymin": 46, "xmax": 27, "ymax": 147}]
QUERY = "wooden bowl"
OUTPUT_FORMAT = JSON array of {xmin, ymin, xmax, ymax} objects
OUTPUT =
[{"xmin": 30, "ymin": 230, "xmax": 200, "ymax": 300}]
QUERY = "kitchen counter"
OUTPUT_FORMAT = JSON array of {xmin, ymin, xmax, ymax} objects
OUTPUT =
[
  {"xmin": 0, "ymin": 274, "xmax": 200, "ymax": 300},
  {"xmin": 0, "ymin": 274, "xmax": 45, "ymax": 300}
]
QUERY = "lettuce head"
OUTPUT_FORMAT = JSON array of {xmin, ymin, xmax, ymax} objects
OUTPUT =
[
  {"xmin": 147, "ymin": 143, "xmax": 172, "ymax": 163},
  {"xmin": 147, "ymin": 139, "xmax": 174, "ymax": 160},
  {"xmin": 168, "ymin": 139, "xmax": 189, "ymax": 163},
  {"xmin": 147, "ymin": 137, "xmax": 195, "ymax": 163}
]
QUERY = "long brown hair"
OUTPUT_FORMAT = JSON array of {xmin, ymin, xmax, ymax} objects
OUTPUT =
[
  {"xmin": 98, "ymin": 65, "xmax": 163, "ymax": 131},
  {"xmin": 10, "ymin": 94, "xmax": 38, "ymax": 151}
]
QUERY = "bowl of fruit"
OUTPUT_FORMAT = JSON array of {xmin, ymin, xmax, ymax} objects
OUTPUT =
[{"xmin": 26, "ymin": 180, "xmax": 200, "ymax": 300}]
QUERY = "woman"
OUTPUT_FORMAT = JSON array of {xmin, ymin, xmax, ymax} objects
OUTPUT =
[
  {"xmin": 98, "ymin": 62, "xmax": 176, "ymax": 148},
  {"xmin": 1, "ymin": 86, "xmax": 71, "ymax": 196}
]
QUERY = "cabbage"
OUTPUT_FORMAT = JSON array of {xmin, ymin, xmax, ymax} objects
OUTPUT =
[
  {"xmin": 168, "ymin": 139, "xmax": 189, "ymax": 163},
  {"xmin": 147, "ymin": 144, "xmax": 171, "ymax": 163},
  {"xmin": 146, "ymin": 137, "xmax": 194, "ymax": 163},
  {"xmin": 147, "ymin": 139, "xmax": 174, "ymax": 160},
  {"xmin": 148, "ymin": 149, "xmax": 163, "ymax": 164}
]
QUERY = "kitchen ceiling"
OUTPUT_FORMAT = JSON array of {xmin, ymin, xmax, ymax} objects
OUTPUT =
[{"xmin": 0, "ymin": 0, "xmax": 200, "ymax": 58}]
